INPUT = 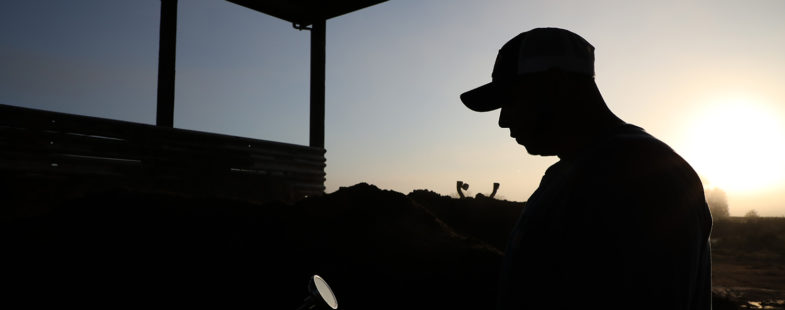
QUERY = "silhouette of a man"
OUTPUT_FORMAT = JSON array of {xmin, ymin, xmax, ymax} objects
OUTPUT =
[{"xmin": 461, "ymin": 28, "xmax": 712, "ymax": 310}]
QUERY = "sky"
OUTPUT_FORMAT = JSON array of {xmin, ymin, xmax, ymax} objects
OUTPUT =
[{"xmin": 2, "ymin": 0, "xmax": 785, "ymax": 216}]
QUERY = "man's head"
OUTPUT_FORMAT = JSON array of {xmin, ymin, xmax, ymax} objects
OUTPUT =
[{"xmin": 461, "ymin": 28, "xmax": 621, "ymax": 156}]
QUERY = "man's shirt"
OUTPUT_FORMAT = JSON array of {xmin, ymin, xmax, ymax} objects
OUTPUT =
[{"xmin": 497, "ymin": 124, "xmax": 712, "ymax": 310}]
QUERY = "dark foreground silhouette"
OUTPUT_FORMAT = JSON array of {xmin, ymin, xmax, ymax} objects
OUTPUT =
[
  {"xmin": 3, "ymin": 184, "xmax": 502, "ymax": 309},
  {"xmin": 461, "ymin": 27, "xmax": 713, "ymax": 310},
  {"xmin": 3, "ymin": 183, "xmax": 780, "ymax": 309}
]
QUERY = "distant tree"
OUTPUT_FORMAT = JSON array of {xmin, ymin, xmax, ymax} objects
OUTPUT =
[
  {"xmin": 744, "ymin": 209, "xmax": 759, "ymax": 218},
  {"xmin": 705, "ymin": 188, "xmax": 729, "ymax": 219}
]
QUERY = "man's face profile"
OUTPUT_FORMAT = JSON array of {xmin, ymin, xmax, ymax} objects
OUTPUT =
[{"xmin": 497, "ymin": 76, "xmax": 559, "ymax": 156}]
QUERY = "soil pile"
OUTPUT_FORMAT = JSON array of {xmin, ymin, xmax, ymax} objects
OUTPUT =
[
  {"xmin": 3, "ymin": 183, "xmax": 507, "ymax": 309},
  {"xmin": 408, "ymin": 189, "xmax": 523, "ymax": 252}
]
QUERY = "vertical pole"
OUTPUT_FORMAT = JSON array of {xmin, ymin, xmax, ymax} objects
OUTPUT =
[
  {"xmin": 309, "ymin": 19, "xmax": 326, "ymax": 148},
  {"xmin": 157, "ymin": 0, "xmax": 177, "ymax": 128}
]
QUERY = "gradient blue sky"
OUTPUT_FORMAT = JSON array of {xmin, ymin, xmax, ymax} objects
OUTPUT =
[{"xmin": 2, "ymin": 0, "xmax": 784, "ymax": 216}]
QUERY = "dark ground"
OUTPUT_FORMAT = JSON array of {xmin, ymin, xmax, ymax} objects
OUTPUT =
[
  {"xmin": 3, "ymin": 183, "xmax": 501, "ymax": 309},
  {"xmin": 3, "ymin": 183, "xmax": 783, "ymax": 309},
  {"xmin": 710, "ymin": 217, "xmax": 785, "ymax": 309}
]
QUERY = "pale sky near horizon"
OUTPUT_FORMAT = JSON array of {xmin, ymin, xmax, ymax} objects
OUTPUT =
[{"xmin": 2, "ymin": 0, "xmax": 784, "ymax": 216}]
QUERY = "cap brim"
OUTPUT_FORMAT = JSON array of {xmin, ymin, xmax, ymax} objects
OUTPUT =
[{"xmin": 460, "ymin": 82, "xmax": 503, "ymax": 112}]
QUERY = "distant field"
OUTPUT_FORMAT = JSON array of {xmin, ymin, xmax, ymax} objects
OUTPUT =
[
  {"xmin": 711, "ymin": 217, "xmax": 785, "ymax": 263},
  {"xmin": 710, "ymin": 217, "xmax": 785, "ymax": 309}
]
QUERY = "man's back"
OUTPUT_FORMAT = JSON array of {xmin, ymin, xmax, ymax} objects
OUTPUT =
[{"xmin": 497, "ymin": 124, "xmax": 712, "ymax": 310}]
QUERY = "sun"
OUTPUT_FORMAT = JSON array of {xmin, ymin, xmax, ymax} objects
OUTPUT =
[{"xmin": 681, "ymin": 96, "xmax": 785, "ymax": 193}]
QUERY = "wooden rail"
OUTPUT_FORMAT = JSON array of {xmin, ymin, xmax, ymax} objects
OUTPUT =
[{"xmin": 0, "ymin": 104, "xmax": 326, "ymax": 204}]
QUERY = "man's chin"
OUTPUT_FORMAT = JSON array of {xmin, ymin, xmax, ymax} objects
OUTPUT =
[
  {"xmin": 516, "ymin": 138, "xmax": 537, "ymax": 153},
  {"xmin": 522, "ymin": 145, "xmax": 542, "ymax": 156},
  {"xmin": 520, "ymin": 141, "xmax": 557, "ymax": 157},
  {"xmin": 525, "ymin": 148, "xmax": 549, "ymax": 156}
]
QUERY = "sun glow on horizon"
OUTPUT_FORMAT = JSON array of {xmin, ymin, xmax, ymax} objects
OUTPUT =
[{"xmin": 681, "ymin": 96, "xmax": 785, "ymax": 194}]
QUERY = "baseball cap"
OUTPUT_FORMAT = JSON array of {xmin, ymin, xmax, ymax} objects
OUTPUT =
[{"xmin": 460, "ymin": 27, "xmax": 595, "ymax": 112}]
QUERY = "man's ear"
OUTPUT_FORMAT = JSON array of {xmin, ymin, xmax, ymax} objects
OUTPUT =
[
  {"xmin": 546, "ymin": 69, "xmax": 568, "ymax": 106},
  {"xmin": 553, "ymin": 70, "xmax": 591, "ymax": 107}
]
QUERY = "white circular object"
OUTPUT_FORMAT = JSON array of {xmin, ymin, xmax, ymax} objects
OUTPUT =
[{"xmin": 313, "ymin": 275, "xmax": 338, "ymax": 309}]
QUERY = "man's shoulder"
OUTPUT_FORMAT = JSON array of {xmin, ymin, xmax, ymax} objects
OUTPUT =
[
  {"xmin": 580, "ymin": 124, "xmax": 678, "ymax": 166},
  {"xmin": 603, "ymin": 124, "xmax": 672, "ymax": 155},
  {"xmin": 572, "ymin": 124, "xmax": 708, "ymax": 220},
  {"xmin": 575, "ymin": 124, "xmax": 701, "ymax": 188}
]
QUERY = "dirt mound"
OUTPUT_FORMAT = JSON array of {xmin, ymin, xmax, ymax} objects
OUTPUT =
[
  {"xmin": 408, "ymin": 189, "xmax": 523, "ymax": 252},
  {"xmin": 3, "ymin": 183, "xmax": 503, "ymax": 309}
]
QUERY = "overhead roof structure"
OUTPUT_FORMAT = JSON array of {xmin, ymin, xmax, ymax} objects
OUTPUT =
[
  {"xmin": 222, "ymin": 0, "xmax": 387, "ymax": 149},
  {"xmin": 157, "ymin": 0, "xmax": 388, "ymax": 150},
  {"xmin": 226, "ymin": 0, "xmax": 387, "ymax": 28}
]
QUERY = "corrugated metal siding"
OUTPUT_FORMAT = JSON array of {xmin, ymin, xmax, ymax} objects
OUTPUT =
[{"xmin": 0, "ymin": 104, "xmax": 326, "ymax": 203}]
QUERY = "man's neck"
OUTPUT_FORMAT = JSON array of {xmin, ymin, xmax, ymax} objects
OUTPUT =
[{"xmin": 556, "ymin": 116, "xmax": 627, "ymax": 159}]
